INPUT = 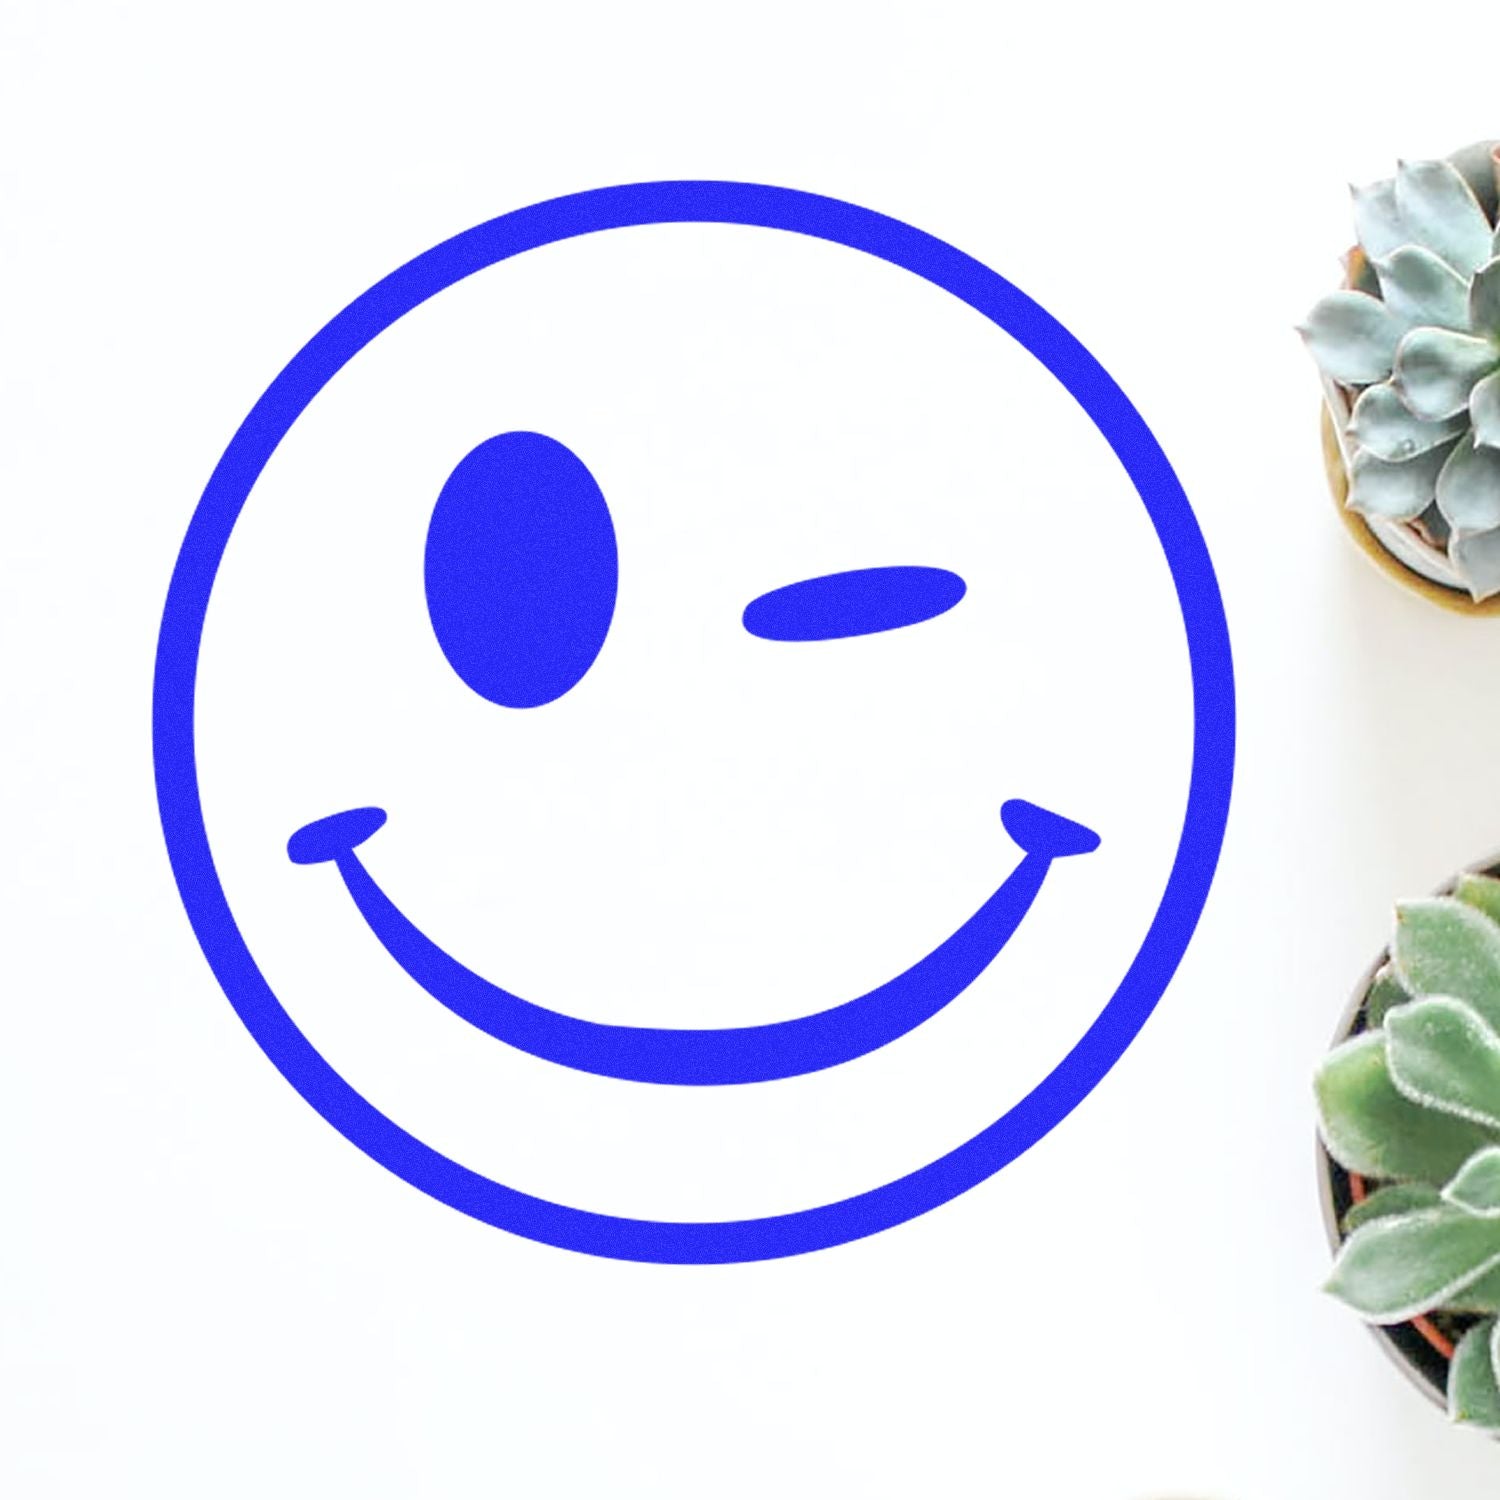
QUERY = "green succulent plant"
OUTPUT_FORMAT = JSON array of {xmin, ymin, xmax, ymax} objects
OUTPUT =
[
  {"xmin": 1300, "ymin": 142, "xmax": 1500, "ymax": 599},
  {"xmin": 1317, "ymin": 872, "xmax": 1500, "ymax": 1427}
]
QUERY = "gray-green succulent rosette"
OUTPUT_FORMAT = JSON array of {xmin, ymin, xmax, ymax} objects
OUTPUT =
[
  {"xmin": 1317, "ymin": 874, "xmax": 1500, "ymax": 1428},
  {"xmin": 1301, "ymin": 142, "xmax": 1500, "ymax": 600}
]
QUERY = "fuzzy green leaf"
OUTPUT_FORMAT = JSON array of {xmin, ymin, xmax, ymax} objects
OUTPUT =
[
  {"xmin": 1349, "ymin": 382, "xmax": 1465, "ymax": 461},
  {"xmin": 1387, "ymin": 998, "xmax": 1500, "ymax": 1131},
  {"xmin": 1395, "ymin": 159, "xmax": 1495, "ymax": 278},
  {"xmin": 1446, "ymin": 1146, "xmax": 1500, "ymax": 1216},
  {"xmin": 1453, "ymin": 1262, "xmax": 1500, "ymax": 1313},
  {"xmin": 1377, "ymin": 246, "xmax": 1472, "ymax": 330},
  {"xmin": 1449, "ymin": 526, "xmax": 1500, "ymax": 601},
  {"xmin": 1394, "ymin": 327, "xmax": 1500, "ymax": 420},
  {"xmin": 1316, "ymin": 1030, "xmax": 1497, "ymax": 1181},
  {"xmin": 1395, "ymin": 898, "xmax": 1500, "ymax": 1029},
  {"xmin": 1471, "ymin": 259, "xmax": 1500, "ymax": 340},
  {"xmin": 1301, "ymin": 291, "xmax": 1407, "ymax": 385},
  {"xmin": 1456, "ymin": 873, "xmax": 1500, "ymax": 926},
  {"xmin": 1436, "ymin": 432, "xmax": 1500, "ymax": 533},
  {"xmin": 1364, "ymin": 961, "xmax": 1413, "ymax": 1028},
  {"xmin": 1326, "ymin": 1205, "xmax": 1500, "ymax": 1321},
  {"xmin": 1344, "ymin": 1182, "xmax": 1443, "ymax": 1232},
  {"xmin": 1449, "ymin": 1319, "xmax": 1500, "ymax": 1428},
  {"xmin": 1348, "ymin": 440, "xmax": 1456, "ymax": 521},
  {"xmin": 1471, "ymin": 369, "xmax": 1500, "ymax": 450}
]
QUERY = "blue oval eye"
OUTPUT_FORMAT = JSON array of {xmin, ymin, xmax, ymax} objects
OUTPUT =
[
  {"xmin": 742, "ymin": 566, "xmax": 965, "ymax": 641},
  {"xmin": 424, "ymin": 431, "xmax": 618, "ymax": 708}
]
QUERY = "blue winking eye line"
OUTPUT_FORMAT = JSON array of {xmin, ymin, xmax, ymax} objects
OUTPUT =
[{"xmin": 742, "ymin": 565, "xmax": 966, "ymax": 641}]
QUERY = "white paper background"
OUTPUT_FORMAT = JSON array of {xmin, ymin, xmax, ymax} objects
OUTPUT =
[{"xmin": 6, "ymin": 1, "xmax": 1500, "ymax": 1495}]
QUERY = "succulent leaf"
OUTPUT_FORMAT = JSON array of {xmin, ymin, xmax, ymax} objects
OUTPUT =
[
  {"xmin": 1352, "ymin": 177, "xmax": 1409, "ymax": 261},
  {"xmin": 1449, "ymin": 526, "xmax": 1500, "ymax": 601},
  {"xmin": 1470, "ymin": 259, "xmax": 1500, "ymax": 339},
  {"xmin": 1446, "ymin": 1146, "xmax": 1500, "ymax": 1216},
  {"xmin": 1437, "ymin": 432, "xmax": 1500, "ymax": 532},
  {"xmin": 1471, "ymin": 368, "xmax": 1500, "ymax": 450},
  {"xmin": 1394, "ymin": 158, "xmax": 1495, "ymax": 278},
  {"xmin": 1448, "ymin": 139, "xmax": 1500, "ymax": 222},
  {"xmin": 1348, "ymin": 382, "xmax": 1465, "ymax": 461},
  {"xmin": 1386, "ymin": 998, "xmax": 1500, "ymax": 1131},
  {"xmin": 1348, "ymin": 441, "xmax": 1456, "ymax": 521},
  {"xmin": 1343, "ymin": 1182, "xmax": 1442, "ymax": 1232},
  {"xmin": 1449, "ymin": 1319, "xmax": 1500, "ymax": 1428},
  {"xmin": 1448, "ymin": 1264, "xmax": 1500, "ymax": 1313},
  {"xmin": 1315, "ymin": 1029, "xmax": 1498, "ymax": 1181},
  {"xmin": 1455, "ymin": 873, "xmax": 1500, "ymax": 927},
  {"xmin": 1363, "ymin": 960, "xmax": 1413, "ymax": 1028},
  {"xmin": 1301, "ymin": 291, "xmax": 1407, "ymax": 385},
  {"xmin": 1325, "ymin": 1205, "xmax": 1500, "ymax": 1322},
  {"xmin": 1376, "ymin": 246, "xmax": 1472, "ymax": 330},
  {"xmin": 1420, "ymin": 500, "xmax": 1454, "ymax": 546},
  {"xmin": 1393, "ymin": 327, "xmax": 1500, "ymax": 420},
  {"xmin": 1393, "ymin": 897, "xmax": 1500, "ymax": 1031}
]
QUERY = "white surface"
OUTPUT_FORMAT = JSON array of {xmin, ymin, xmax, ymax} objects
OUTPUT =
[{"xmin": 5, "ymin": 1, "xmax": 1500, "ymax": 1495}]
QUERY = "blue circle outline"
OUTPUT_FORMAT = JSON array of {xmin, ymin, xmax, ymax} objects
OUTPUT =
[{"xmin": 152, "ymin": 181, "xmax": 1235, "ymax": 1263}]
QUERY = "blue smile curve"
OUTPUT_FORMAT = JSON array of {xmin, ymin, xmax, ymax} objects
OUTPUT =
[{"xmin": 287, "ymin": 798, "xmax": 1098, "ymax": 1086}]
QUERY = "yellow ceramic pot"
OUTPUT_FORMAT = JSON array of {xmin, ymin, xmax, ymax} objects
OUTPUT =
[{"xmin": 1320, "ymin": 398, "xmax": 1500, "ymax": 617}]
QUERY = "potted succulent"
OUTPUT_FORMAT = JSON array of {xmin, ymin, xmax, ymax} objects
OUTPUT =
[
  {"xmin": 1300, "ymin": 140, "xmax": 1500, "ymax": 609},
  {"xmin": 1316, "ymin": 865, "xmax": 1500, "ymax": 1426}
]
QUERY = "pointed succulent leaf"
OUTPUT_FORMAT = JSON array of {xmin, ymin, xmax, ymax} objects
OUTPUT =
[
  {"xmin": 1419, "ymin": 500, "xmax": 1453, "ymax": 546},
  {"xmin": 1449, "ymin": 1319, "xmax": 1500, "ymax": 1428},
  {"xmin": 1348, "ymin": 441, "xmax": 1455, "ymax": 521},
  {"xmin": 1436, "ymin": 432, "xmax": 1500, "ymax": 532},
  {"xmin": 1315, "ymin": 1030, "xmax": 1498, "ymax": 1181},
  {"xmin": 1325, "ymin": 1205, "xmax": 1500, "ymax": 1322},
  {"xmin": 1352, "ymin": 177, "xmax": 1409, "ymax": 261},
  {"xmin": 1343, "ymin": 1182, "xmax": 1443, "ymax": 1232},
  {"xmin": 1394, "ymin": 327, "xmax": 1500, "ymax": 419},
  {"xmin": 1450, "ymin": 526, "xmax": 1500, "ymax": 601},
  {"xmin": 1448, "ymin": 139, "xmax": 1500, "ymax": 221},
  {"xmin": 1349, "ymin": 382, "xmax": 1465, "ymax": 461},
  {"xmin": 1376, "ymin": 246, "xmax": 1472, "ymax": 330},
  {"xmin": 1446, "ymin": 1146, "xmax": 1500, "ymax": 1216},
  {"xmin": 1364, "ymin": 960, "xmax": 1413, "ymax": 1028},
  {"xmin": 1394, "ymin": 898, "xmax": 1500, "ymax": 1031},
  {"xmin": 1471, "ymin": 259, "xmax": 1500, "ymax": 339},
  {"xmin": 1300, "ymin": 291, "xmax": 1407, "ymax": 385},
  {"xmin": 1394, "ymin": 158, "xmax": 1495, "ymax": 277},
  {"xmin": 1386, "ymin": 998, "xmax": 1500, "ymax": 1131},
  {"xmin": 1471, "ymin": 369, "xmax": 1500, "ymax": 450},
  {"xmin": 1456, "ymin": 873, "xmax": 1500, "ymax": 927}
]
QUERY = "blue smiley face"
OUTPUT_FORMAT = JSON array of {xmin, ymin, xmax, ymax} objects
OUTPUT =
[{"xmin": 154, "ymin": 181, "xmax": 1234, "ymax": 1263}]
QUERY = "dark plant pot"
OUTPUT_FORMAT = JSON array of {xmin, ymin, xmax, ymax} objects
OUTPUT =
[{"xmin": 1317, "ymin": 853, "xmax": 1500, "ymax": 1414}]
